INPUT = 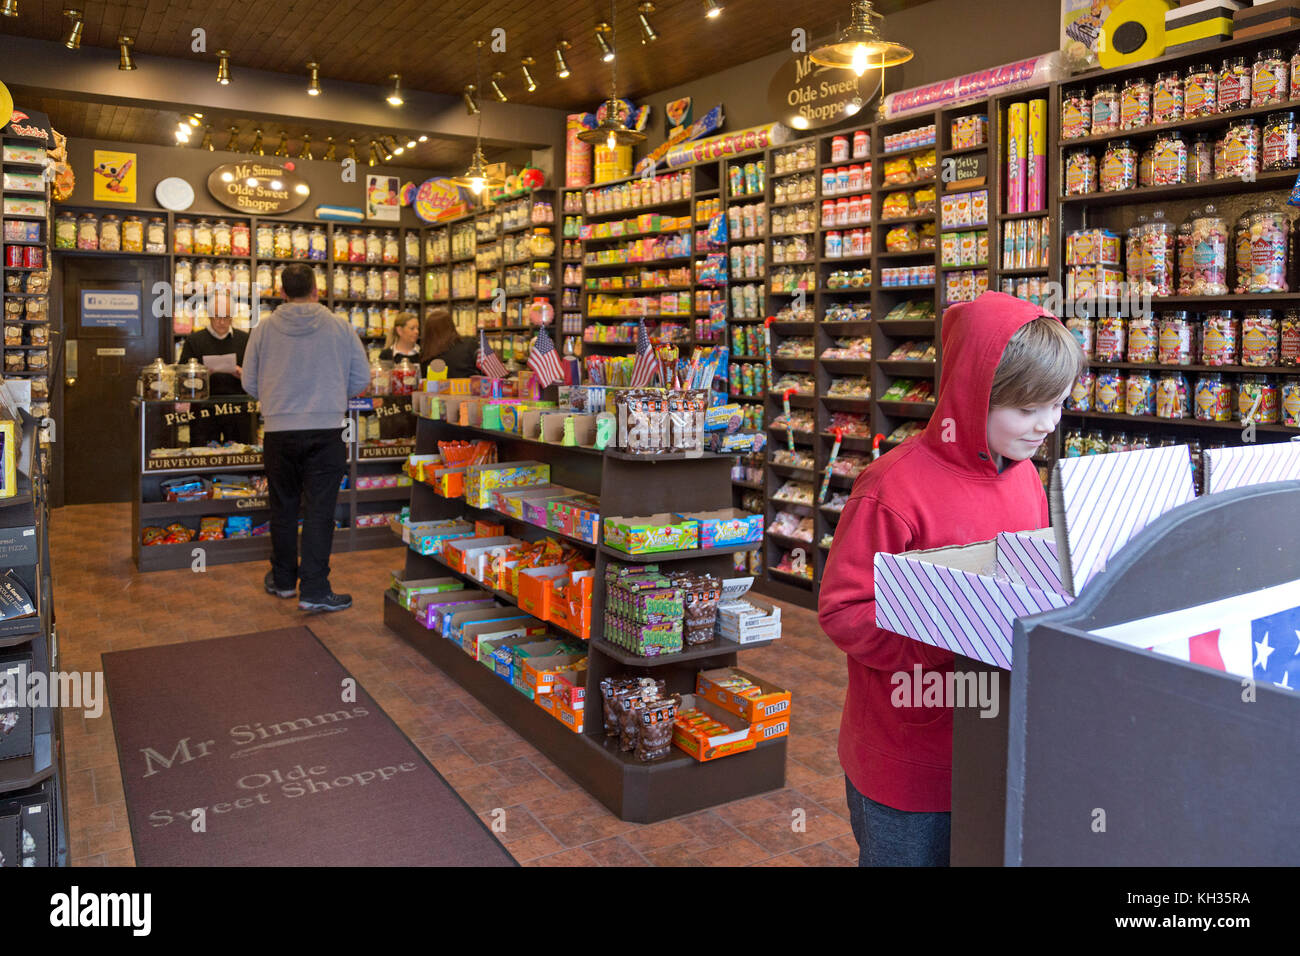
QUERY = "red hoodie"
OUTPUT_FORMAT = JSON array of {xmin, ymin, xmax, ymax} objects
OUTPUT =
[{"xmin": 818, "ymin": 292, "xmax": 1052, "ymax": 812}]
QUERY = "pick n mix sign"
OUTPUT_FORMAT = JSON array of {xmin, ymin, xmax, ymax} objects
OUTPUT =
[{"xmin": 874, "ymin": 441, "xmax": 1300, "ymax": 670}]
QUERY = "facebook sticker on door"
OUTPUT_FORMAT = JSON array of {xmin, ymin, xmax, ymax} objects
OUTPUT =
[{"xmin": 81, "ymin": 290, "xmax": 142, "ymax": 336}]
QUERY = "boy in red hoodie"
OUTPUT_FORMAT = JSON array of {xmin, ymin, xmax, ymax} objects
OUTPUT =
[{"xmin": 819, "ymin": 292, "xmax": 1082, "ymax": 866}]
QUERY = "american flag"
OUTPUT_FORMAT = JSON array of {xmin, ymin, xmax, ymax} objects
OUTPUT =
[
  {"xmin": 630, "ymin": 317, "xmax": 659, "ymax": 387},
  {"xmin": 1145, "ymin": 606, "xmax": 1300, "ymax": 693},
  {"xmin": 527, "ymin": 324, "xmax": 564, "ymax": 388},
  {"xmin": 477, "ymin": 329, "xmax": 507, "ymax": 378}
]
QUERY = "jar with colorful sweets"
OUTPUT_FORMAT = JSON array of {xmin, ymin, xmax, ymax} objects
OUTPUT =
[
  {"xmin": 194, "ymin": 219, "xmax": 213, "ymax": 256},
  {"xmin": 1242, "ymin": 309, "xmax": 1280, "ymax": 366},
  {"xmin": 1263, "ymin": 111, "xmax": 1299, "ymax": 170},
  {"xmin": 1120, "ymin": 77, "xmax": 1151, "ymax": 130},
  {"xmin": 1094, "ymin": 369, "xmax": 1126, "ymax": 413},
  {"xmin": 229, "ymin": 221, "xmax": 249, "ymax": 258},
  {"xmin": 1064, "ymin": 148, "xmax": 1097, "ymax": 195},
  {"xmin": 1063, "ymin": 429, "xmax": 1085, "ymax": 456},
  {"xmin": 273, "ymin": 224, "xmax": 292, "ymax": 259},
  {"xmin": 1153, "ymin": 71, "xmax": 1184, "ymax": 124},
  {"xmin": 1191, "ymin": 133, "xmax": 1213, "ymax": 182},
  {"xmin": 1219, "ymin": 118, "xmax": 1260, "ymax": 178},
  {"xmin": 1282, "ymin": 310, "xmax": 1300, "ymax": 366},
  {"xmin": 332, "ymin": 229, "xmax": 350, "ymax": 262},
  {"xmin": 172, "ymin": 217, "xmax": 193, "ymax": 255},
  {"xmin": 1186, "ymin": 206, "xmax": 1228, "ymax": 296},
  {"xmin": 1152, "ymin": 131, "xmax": 1187, "ymax": 185},
  {"xmin": 1095, "ymin": 315, "xmax": 1126, "ymax": 362},
  {"xmin": 1234, "ymin": 213, "xmax": 1252, "ymax": 292},
  {"xmin": 99, "ymin": 214, "xmax": 121, "ymax": 252},
  {"xmin": 1092, "ymin": 84, "xmax": 1120, "ymax": 133},
  {"xmin": 1067, "ymin": 368, "xmax": 1096, "ymax": 410},
  {"xmin": 1237, "ymin": 374, "xmax": 1279, "ymax": 422},
  {"xmin": 348, "ymin": 229, "xmax": 366, "ymax": 263},
  {"xmin": 122, "ymin": 215, "xmax": 144, "ymax": 253},
  {"xmin": 210, "ymin": 219, "xmax": 230, "ymax": 256},
  {"xmin": 383, "ymin": 232, "xmax": 400, "ymax": 265},
  {"xmin": 1184, "ymin": 63, "xmax": 1217, "ymax": 117},
  {"xmin": 1282, "ymin": 375, "xmax": 1300, "ymax": 425},
  {"xmin": 1062, "ymin": 89, "xmax": 1091, "ymax": 139},
  {"xmin": 1126, "ymin": 217, "xmax": 1147, "ymax": 291},
  {"xmin": 1138, "ymin": 145, "xmax": 1156, "ymax": 187},
  {"xmin": 1142, "ymin": 212, "xmax": 1176, "ymax": 297},
  {"xmin": 1066, "ymin": 314, "xmax": 1095, "ymax": 357},
  {"xmin": 290, "ymin": 224, "xmax": 308, "ymax": 259},
  {"xmin": 1127, "ymin": 369, "xmax": 1156, "ymax": 415},
  {"xmin": 1159, "ymin": 311, "xmax": 1195, "ymax": 365},
  {"xmin": 1253, "ymin": 49, "xmax": 1289, "ymax": 107},
  {"xmin": 1156, "ymin": 371, "xmax": 1190, "ymax": 418},
  {"xmin": 1244, "ymin": 201, "xmax": 1290, "ymax": 293},
  {"xmin": 1219, "ymin": 56, "xmax": 1251, "ymax": 112},
  {"xmin": 1128, "ymin": 314, "xmax": 1158, "ymax": 363},
  {"xmin": 53, "ymin": 211, "xmax": 76, "ymax": 250},
  {"xmin": 1194, "ymin": 373, "xmax": 1233, "ymax": 421},
  {"xmin": 1201, "ymin": 310, "xmax": 1239, "ymax": 365},
  {"xmin": 1101, "ymin": 139, "xmax": 1137, "ymax": 192},
  {"xmin": 364, "ymin": 230, "xmax": 382, "ymax": 264},
  {"xmin": 1176, "ymin": 212, "xmax": 1196, "ymax": 293},
  {"xmin": 309, "ymin": 226, "xmax": 327, "ymax": 261}
]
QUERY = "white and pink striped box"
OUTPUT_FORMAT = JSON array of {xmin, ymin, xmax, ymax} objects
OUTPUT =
[{"xmin": 995, "ymin": 528, "xmax": 1067, "ymax": 596}]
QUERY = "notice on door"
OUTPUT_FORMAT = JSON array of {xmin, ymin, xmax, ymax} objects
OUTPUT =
[{"xmin": 81, "ymin": 290, "xmax": 142, "ymax": 336}]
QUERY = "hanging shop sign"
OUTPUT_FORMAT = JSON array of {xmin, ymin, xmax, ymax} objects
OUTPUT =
[
  {"xmin": 881, "ymin": 52, "xmax": 1064, "ymax": 119},
  {"xmin": 663, "ymin": 122, "xmax": 792, "ymax": 169},
  {"xmin": 413, "ymin": 178, "xmax": 466, "ymax": 223},
  {"xmin": 206, "ymin": 161, "xmax": 310, "ymax": 214},
  {"xmin": 3, "ymin": 105, "xmax": 53, "ymax": 146},
  {"xmin": 766, "ymin": 53, "xmax": 882, "ymax": 132}
]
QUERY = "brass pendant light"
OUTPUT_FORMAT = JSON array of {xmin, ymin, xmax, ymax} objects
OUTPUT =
[
  {"xmin": 200, "ymin": 124, "xmax": 215, "ymax": 150},
  {"xmin": 809, "ymin": 0, "xmax": 913, "ymax": 74},
  {"xmin": 274, "ymin": 131, "xmax": 290, "ymax": 157},
  {"xmin": 251, "ymin": 128, "xmax": 264, "ymax": 156},
  {"xmin": 324, "ymin": 136, "xmax": 338, "ymax": 161},
  {"xmin": 451, "ymin": 39, "xmax": 505, "ymax": 195},
  {"xmin": 577, "ymin": 0, "xmax": 646, "ymax": 150},
  {"xmin": 298, "ymin": 134, "xmax": 312, "ymax": 160},
  {"xmin": 224, "ymin": 126, "xmax": 241, "ymax": 151}
]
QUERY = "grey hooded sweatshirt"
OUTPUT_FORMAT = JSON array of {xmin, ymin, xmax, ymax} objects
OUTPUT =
[{"xmin": 242, "ymin": 301, "xmax": 371, "ymax": 432}]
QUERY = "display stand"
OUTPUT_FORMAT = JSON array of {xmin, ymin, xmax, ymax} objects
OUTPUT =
[
  {"xmin": 950, "ymin": 480, "xmax": 1300, "ymax": 865},
  {"xmin": 382, "ymin": 413, "xmax": 787, "ymax": 823},
  {"xmin": 131, "ymin": 396, "xmax": 414, "ymax": 571},
  {"xmin": 0, "ymin": 415, "xmax": 68, "ymax": 866}
]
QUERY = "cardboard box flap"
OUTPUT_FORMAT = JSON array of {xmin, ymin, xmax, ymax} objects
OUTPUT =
[
  {"xmin": 719, "ymin": 576, "xmax": 756, "ymax": 602},
  {"xmin": 1050, "ymin": 444, "xmax": 1196, "ymax": 595},
  {"xmin": 1202, "ymin": 441, "xmax": 1300, "ymax": 496},
  {"xmin": 995, "ymin": 528, "xmax": 1066, "ymax": 596}
]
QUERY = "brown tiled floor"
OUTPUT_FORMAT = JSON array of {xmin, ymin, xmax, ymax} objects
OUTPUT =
[{"xmin": 52, "ymin": 503, "xmax": 856, "ymax": 866}]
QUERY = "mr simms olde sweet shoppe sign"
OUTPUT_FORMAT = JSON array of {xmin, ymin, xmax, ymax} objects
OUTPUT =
[
  {"xmin": 207, "ymin": 162, "xmax": 310, "ymax": 214},
  {"xmin": 766, "ymin": 53, "xmax": 882, "ymax": 131}
]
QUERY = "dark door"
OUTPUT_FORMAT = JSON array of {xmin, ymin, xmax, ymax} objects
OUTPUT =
[{"xmin": 60, "ymin": 257, "xmax": 166, "ymax": 504}]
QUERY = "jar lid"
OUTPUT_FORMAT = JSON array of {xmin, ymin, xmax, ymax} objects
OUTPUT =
[
  {"xmin": 102, "ymin": 213, "xmax": 119, "ymax": 221},
  {"xmin": 1267, "ymin": 111, "xmax": 1296, "ymax": 122}
]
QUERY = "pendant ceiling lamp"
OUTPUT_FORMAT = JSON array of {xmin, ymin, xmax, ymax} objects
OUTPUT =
[
  {"xmin": 810, "ymin": 0, "xmax": 912, "ymax": 75},
  {"xmin": 577, "ymin": 0, "xmax": 646, "ymax": 151},
  {"xmin": 451, "ymin": 39, "xmax": 506, "ymax": 196}
]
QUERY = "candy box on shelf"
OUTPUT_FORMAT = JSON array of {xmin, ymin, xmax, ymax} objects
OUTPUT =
[
  {"xmin": 696, "ymin": 667, "xmax": 792, "ymax": 732},
  {"xmin": 392, "ymin": 575, "xmax": 465, "ymax": 610},
  {"xmin": 1065, "ymin": 265, "xmax": 1123, "ymax": 301},
  {"xmin": 715, "ymin": 577, "xmax": 783, "ymax": 644},
  {"xmin": 482, "ymin": 634, "xmax": 538, "ymax": 680},
  {"xmin": 444, "ymin": 605, "xmax": 530, "ymax": 650},
  {"xmin": 552, "ymin": 666, "xmax": 588, "ymax": 710},
  {"xmin": 427, "ymin": 464, "xmax": 468, "ymax": 498},
  {"xmin": 414, "ymin": 589, "xmax": 494, "ymax": 631},
  {"xmin": 680, "ymin": 507, "xmax": 763, "ymax": 549},
  {"xmin": 403, "ymin": 453, "xmax": 441, "ymax": 480},
  {"xmin": 522, "ymin": 493, "xmax": 576, "ymax": 527},
  {"xmin": 603, "ymin": 513, "xmax": 700, "ymax": 555},
  {"xmin": 517, "ymin": 565, "xmax": 571, "ymax": 618},
  {"xmin": 493, "ymin": 484, "xmax": 574, "ymax": 519},
  {"xmin": 549, "ymin": 571, "xmax": 595, "ymax": 639},
  {"xmin": 444, "ymin": 535, "xmax": 522, "ymax": 578},
  {"xmin": 509, "ymin": 639, "xmax": 574, "ymax": 699},
  {"xmin": 535, "ymin": 687, "xmax": 585, "ymax": 732},
  {"xmin": 547, "ymin": 495, "xmax": 600, "ymax": 542},
  {"xmin": 672, "ymin": 693, "xmax": 755, "ymax": 762},
  {"xmin": 459, "ymin": 612, "xmax": 548, "ymax": 660},
  {"xmin": 604, "ymin": 615, "xmax": 684, "ymax": 656},
  {"xmin": 474, "ymin": 519, "xmax": 505, "ymax": 538},
  {"xmin": 1, "ymin": 144, "xmax": 45, "ymax": 164},
  {"xmin": 405, "ymin": 520, "xmax": 477, "ymax": 556},
  {"xmin": 1065, "ymin": 228, "xmax": 1120, "ymax": 266},
  {"xmin": 521, "ymin": 649, "xmax": 586, "ymax": 696},
  {"xmin": 874, "ymin": 445, "xmax": 1199, "ymax": 670},
  {"xmin": 463, "ymin": 460, "xmax": 550, "ymax": 509}
]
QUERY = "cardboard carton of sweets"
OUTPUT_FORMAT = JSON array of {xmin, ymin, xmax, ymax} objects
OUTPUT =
[
  {"xmin": 672, "ymin": 693, "xmax": 756, "ymax": 762},
  {"xmin": 715, "ymin": 577, "xmax": 782, "ymax": 644}
]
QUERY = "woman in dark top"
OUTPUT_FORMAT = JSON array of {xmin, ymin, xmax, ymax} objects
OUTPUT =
[
  {"xmin": 418, "ymin": 307, "xmax": 478, "ymax": 379},
  {"xmin": 177, "ymin": 309, "xmax": 254, "ymax": 446},
  {"xmin": 378, "ymin": 312, "xmax": 420, "ymax": 365}
]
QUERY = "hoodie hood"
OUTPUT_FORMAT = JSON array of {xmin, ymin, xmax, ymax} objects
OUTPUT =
[
  {"xmin": 919, "ymin": 291, "xmax": 1053, "ymax": 479},
  {"xmin": 268, "ymin": 301, "xmax": 336, "ymax": 336}
]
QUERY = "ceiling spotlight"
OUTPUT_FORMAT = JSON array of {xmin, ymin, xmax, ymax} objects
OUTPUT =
[
  {"xmin": 404, "ymin": 135, "xmax": 417, "ymax": 149},
  {"xmin": 274, "ymin": 131, "xmax": 289, "ymax": 157},
  {"xmin": 306, "ymin": 61, "xmax": 321, "ymax": 95},
  {"xmin": 345, "ymin": 137, "xmax": 356, "ymax": 161},
  {"xmin": 490, "ymin": 71, "xmax": 508, "ymax": 102},
  {"xmin": 418, "ymin": 134, "xmax": 428, "ymax": 142},
  {"xmin": 252, "ymin": 128, "xmax": 264, "ymax": 155},
  {"xmin": 386, "ymin": 73, "xmax": 404, "ymax": 106},
  {"xmin": 216, "ymin": 49, "xmax": 231, "ymax": 84},
  {"xmin": 462, "ymin": 84, "xmax": 479, "ymax": 115},
  {"xmin": 594, "ymin": 23, "xmax": 614, "ymax": 62},
  {"xmin": 638, "ymin": 3, "xmax": 658, "ymax": 43},
  {"xmin": 393, "ymin": 139, "xmax": 405, "ymax": 156},
  {"xmin": 1, "ymin": 1, "xmax": 17, "ymax": 17},
  {"xmin": 520, "ymin": 56, "xmax": 537, "ymax": 93},
  {"xmin": 117, "ymin": 35, "xmax": 136, "ymax": 70},
  {"xmin": 224, "ymin": 126, "xmax": 240, "ymax": 151},
  {"xmin": 368, "ymin": 141, "xmax": 381, "ymax": 167},
  {"xmin": 174, "ymin": 125, "xmax": 191, "ymax": 144},
  {"xmin": 62, "ymin": 9, "xmax": 83, "ymax": 49},
  {"xmin": 554, "ymin": 40, "xmax": 571, "ymax": 79},
  {"xmin": 704, "ymin": 0, "xmax": 723, "ymax": 18},
  {"xmin": 298, "ymin": 134, "xmax": 312, "ymax": 160},
  {"xmin": 381, "ymin": 137, "xmax": 396, "ymax": 161},
  {"xmin": 200, "ymin": 125, "xmax": 214, "ymax": 150},
  {"xmin": 186, "ymin": 113, "xmax": 203, "ymax": 127}
]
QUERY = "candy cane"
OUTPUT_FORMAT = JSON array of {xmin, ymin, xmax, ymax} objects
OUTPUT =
[
  {"xmin": 872, "ymin": 432, "xmax": 884, "ymax": 460},
  {"xmin": 763, "ymin": 315, "xmax": 775, "ymax": 401},
  {"xmin": 818, "ymin": 427, "xmax": 843, "ymax": 503},
  {"xmin": 782, "ymin": 387, "xmax": 796, "ymax": 452}
]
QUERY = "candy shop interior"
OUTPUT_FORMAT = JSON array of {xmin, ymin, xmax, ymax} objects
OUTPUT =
[{"xmin": 0, "ymin": 0, "xmax": 1296, "ymax": 878}]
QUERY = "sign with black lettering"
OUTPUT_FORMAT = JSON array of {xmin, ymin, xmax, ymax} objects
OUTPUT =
[
  {"xmin": 766, "ymin": 54, "xmax": 882, "ymax": 132},
  {"xmin": 944, "ymin": 151, "xmax": 988, "ymax": 189}
]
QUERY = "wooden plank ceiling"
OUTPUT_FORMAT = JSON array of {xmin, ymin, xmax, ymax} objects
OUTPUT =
[{"xmin": 1, "ymin": 0, "xmax": 940, "ymax": 109}]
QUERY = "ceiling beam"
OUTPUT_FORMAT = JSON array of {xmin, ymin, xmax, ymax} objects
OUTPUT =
[{"xmin": 0, "ymin": 34, "xmax": 566, "ymax": 152}]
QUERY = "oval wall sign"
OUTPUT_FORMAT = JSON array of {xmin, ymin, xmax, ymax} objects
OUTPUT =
[
  {"xmin": 206, "ymin": 161, "xmax": 310, "ymax": 214},
  {"xmin": 766, "ymin": 53, "xmax": 882, "ymax": 132}
]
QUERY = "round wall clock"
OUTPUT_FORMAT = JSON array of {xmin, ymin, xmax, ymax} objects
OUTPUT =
[{"xmin": 155, "ymin": 176, "xmax": 195, "ymax": 211}]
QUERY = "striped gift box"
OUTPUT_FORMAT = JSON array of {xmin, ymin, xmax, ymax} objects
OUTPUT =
[
  {"xmin": 995, "ymin": 528, "xmax": 1067, "ymax": 596},
  {"xmin": 874, "ymin": 542, "xmax": 1072, "ymax": 670},
  {"xmin": 1203, "ymin": 442, "xmax": 1300, "ymax": 496}
]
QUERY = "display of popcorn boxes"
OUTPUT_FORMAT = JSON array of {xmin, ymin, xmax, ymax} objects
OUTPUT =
[
  {"xmin": 874, "ymin": 445, "xmax": 1200, "ymax": 670},
  {"xmin": 671, "ymin": 693, "xmax": 756, "ymax": 762},
  {"xmin": 715, "ymin": 577, "xmax": 782, "ymax": 644},
  {"xmin": 603, "ymin": 513, "xmax": 700, "ymax": 554}
]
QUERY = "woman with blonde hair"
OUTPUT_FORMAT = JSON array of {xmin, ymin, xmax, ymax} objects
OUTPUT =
[
  {"xmin": 417, "ymin": 307, "xmax": 478, "ymax": 378},
  {"xmin": 379, "ymin": 311, "xmax": 421, "ymax": 364}
]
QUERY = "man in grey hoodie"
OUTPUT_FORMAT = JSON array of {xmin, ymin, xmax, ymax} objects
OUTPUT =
[{"xmin": 242, "ymin": 263, "xmax": 370, "ymax": 611}]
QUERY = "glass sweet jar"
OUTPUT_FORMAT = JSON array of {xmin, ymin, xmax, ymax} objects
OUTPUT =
[{"xmin": 529, "ymin": 227, "xmax": 556, "ymax": 257}]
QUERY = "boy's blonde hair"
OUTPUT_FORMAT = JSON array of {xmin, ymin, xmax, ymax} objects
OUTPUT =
[{"xmin": 989, "ymin": 316, "xmax": 1083, "ymax": 409}]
